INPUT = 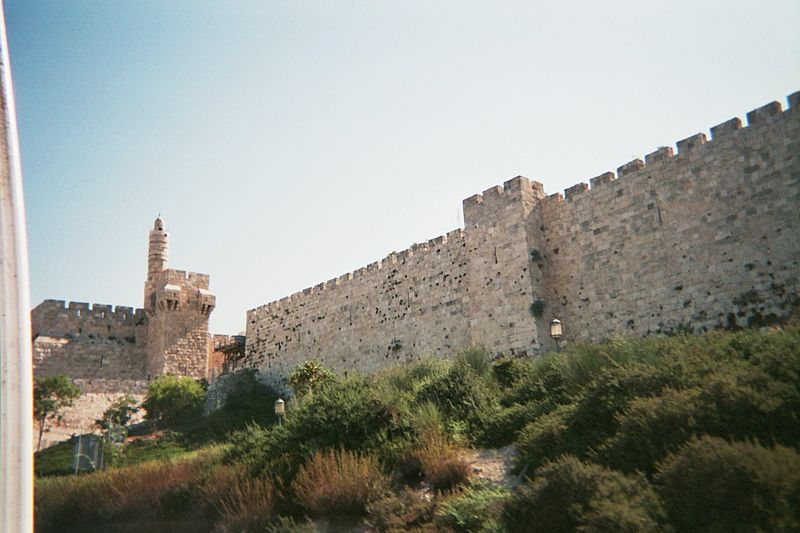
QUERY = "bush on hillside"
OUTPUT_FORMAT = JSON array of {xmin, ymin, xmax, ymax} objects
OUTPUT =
[
  {"xmin": 515, "ymin": 403, "xmax": 578, "ymax": 472},
  {"xmin": 415, "ymin": 360, "xmax": 498, "ymax": 436},
  {"xmin": 436, "ymin": 479, "xmax": 510, "ymax": 533},
  {"xmin": 501, "ymin": 456, "xmax": 665, "ymax": 533},
  {"xmin": 595, "ymin": 387, "xmax": 702, "ymax": 474},
  {"xmin": 698, "ymin": 368, "xmax": 800, "ymax": 446},
  {"xmin": 289, "ymin": 359, "xmax": 335, "ymax": 397},
  {"xmin": 291, "ymin": 449, "xmax": 388, "ymax": 518},
  {"xmin": 216, "ymin": 473, "xmax": 276, "ymax": 531},
  {"xmin": 226, "ymin": 376, "xmax": 402, "ymax": 480},
  {"xmin": 476, "ymin": 401, "xmax": 541, "ymax": 448},
  {"xmin": 455, "ymin": 345, "xmax": 493, "ymax": 378},
  {"xmin": 199, "ymin": 370, "xmax": 281, "ymax": 439},
  {"xmin": 492, "ymin": 355, "xmax": 534, "ymax": 388},
  {"xmin": 412, "ymin": 433, "xmax": 470, "ymax": 493},
  {"xmin": 655, "ymin": 435, "xmax": 800, "ymax": 533},
  {"xmin": 366, "ymin": 489, "xmax": 436, "ymax": 533},
  {"xmin": 142, "ymin": 375, "xmax": 204, "ymax": 427}
]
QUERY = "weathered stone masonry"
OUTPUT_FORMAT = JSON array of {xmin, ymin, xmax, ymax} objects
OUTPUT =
[
  {"xmin": 245, "ymin": 92, "xmax": 800, "ymax": 389},
  {"xmin": 31, "ymin": 218, "xmax": 217, "ymax": 447}
]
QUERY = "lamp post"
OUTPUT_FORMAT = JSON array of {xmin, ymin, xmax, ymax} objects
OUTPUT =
[
  {"xmin": 274, "ymin": 398, "xmax": 285, "ymax": 425},
  {"xmin": 549, "ymin": 318, "xmax": 563, "ymax": 353}
]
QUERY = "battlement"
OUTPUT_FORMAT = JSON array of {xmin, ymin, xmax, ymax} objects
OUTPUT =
[
  {"xmin": 548, "ymin": 91, "xmax": 799, "ymax": 205},
  {"xmin": 33, "ymin": 299, "xmax": 146, "ymax": 325},
  {"xmin": 463, "ymin": 175, "xmax": 545, "ymax": 208},
  {"xmin": 245, "ymin": 90, "xmax": 799, "ymax": 387},
  {"xmin": 251, "ymin": 228, "xmax": 467, "ymax": 316},
  {"xmin": 151, "ymin": 269, "xmax": 210, "ymax": 289}
]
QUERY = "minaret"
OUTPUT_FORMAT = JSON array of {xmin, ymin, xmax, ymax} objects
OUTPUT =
[
  {"xmin": 142, "ymin": 215, "xmax": 215, "ymax": 379},
  {"xmin": 147, "ymin": 216, "xmax": 169, "ymax": 282}
]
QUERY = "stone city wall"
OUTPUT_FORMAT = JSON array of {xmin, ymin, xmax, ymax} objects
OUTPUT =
[
  {"xmin": 530, "ymin": 97, "xmax": 800, "ymax": 342},
  {"xmin": 246, "ymin": 229, "xmax": 470, "ymax": 390},
  {"xmin": 244, "ymin": 92, "xmax": 800, "ymax": 389},
  {"xmin": 32, "ymin": 300, "xmax": 148, "ymax": 381}
]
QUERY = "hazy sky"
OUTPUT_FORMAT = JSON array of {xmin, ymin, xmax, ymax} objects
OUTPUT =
[{"xmin": 7, "ymin": 1, "xmax": 800, "ymax": 334}]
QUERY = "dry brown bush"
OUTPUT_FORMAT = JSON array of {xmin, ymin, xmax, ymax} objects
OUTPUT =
[
  {"xmin": 291, "ymin": 448, "xmax": 389, "ymax": 518},
  {"xmin": 414, "ymin": 433, "xmax": 470, "ymax": 493}
]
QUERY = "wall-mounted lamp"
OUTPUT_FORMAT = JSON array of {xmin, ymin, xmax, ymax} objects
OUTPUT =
[
  {"xmin": 550, "ymin": 318, "xmax": 563, "ymax": 353},
  {"xmin": 274, "ymin": 398, "xmax": 285, "ymax": 425}
]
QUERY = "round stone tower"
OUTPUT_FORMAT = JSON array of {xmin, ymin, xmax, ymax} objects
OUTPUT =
[{"xmin": 147, "ymin": 216, "xmax": 169, "ymax": 281}]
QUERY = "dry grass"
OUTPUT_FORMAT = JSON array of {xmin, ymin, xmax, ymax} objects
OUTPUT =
[
  {"xmin": 414, "ymin": 433, "xmax": 470, "ymax": 493},
  {"xmin": 35, "ymin": 447, "xmax": 225, "ymax": 531},
  {"xmin": 215, "ymin": 471, "xmax": 276, "ymax": 532},
  {"xmin": 291, "ymin": 448, "xmax": 389, "ymax": 518}
]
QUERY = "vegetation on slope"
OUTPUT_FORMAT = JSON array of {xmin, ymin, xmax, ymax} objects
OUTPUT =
[{"xmin": 35, "ymin": 317, "xmax": 800, "ymax": 532}]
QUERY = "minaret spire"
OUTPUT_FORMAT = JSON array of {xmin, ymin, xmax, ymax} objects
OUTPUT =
[{"xmin": 147, "ymin": 215, "xmax": 169, "ymax": 282}]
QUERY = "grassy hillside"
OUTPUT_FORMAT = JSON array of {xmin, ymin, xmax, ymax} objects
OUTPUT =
[{"xmin": 36, "ymin": 319, "xmax": 800, "ymax": 532}]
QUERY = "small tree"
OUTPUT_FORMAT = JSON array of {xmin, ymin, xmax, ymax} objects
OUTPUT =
[
  {"xmin": 142, "ymin": 375, "xmax": 204, "ymax": 427},
  {"xmin": 96, "ymin": 393, "xmax": 139, "ymax": 432},
  {"xmin": 33, "ymin": 375, "xmax": 82, "ymax": 451},
  {"xmin": 289, "ymin": 359, "xmax": 335, "ymax": 397}
]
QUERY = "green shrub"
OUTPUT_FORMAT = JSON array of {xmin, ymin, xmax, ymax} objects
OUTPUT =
[
  {"xmin": 455, "ymin": 345, "xmax": 493, "ymax": 378},
  {"xmin": 291, "ymin": 449, "xmax": 388, "ymax": 518},
  {"xmin": 226, "ymin": 376, "xmax": 401, "ymax": 483},
  {"xmin": 515, "ymin": 403, "xmax": 578, "ymax": 472},
  {"xmin": 477, "ymin": 401, "xmax": 545, "ymax": 448},
  {"xmin": 198, "ymin": 369, "xmax": 281, "ymax": 440},
  {"xmin": 289, "ymin": 359, "xmax": 335, "ymax": 397},
  {"xmin": 595, "ymin": 387, "xmax": 702, "ymax": 474},
  {"xmin": 502, "ymin": 456, "xmax": 665, "ymax": 533},
  {"xmin": 286, "ymin": 376, "xmax": 401, "ymax": 454},
  {"xmin": 436, "ymin": 479, "xmax": 510, "ymax": 533},
  {"xmin": 697, "ymin": 368, "xmax": 800, "ymax": 446},
  {"xmin": 503, "ymin": 354, "xmax": 569, "ymax": 408},
  {"xmin": 415, "ymin": 361, "xmax": 498, "ymax": 436},
  {"xmin": 142, "ymin": 375, "xmax": 204, "ymax": 428},
  {"xmin": 492, "ymin": 355, "xmax": 533, "ymax": 388},
  {"xmin": 655, "ymin": 436, "xmax": 800, "ymax": 533}
]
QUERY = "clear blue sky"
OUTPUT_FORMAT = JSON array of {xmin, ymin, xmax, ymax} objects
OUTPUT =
[{"xmin": 6, "ymin": 1, "xmax": 800, "ymax": 334}]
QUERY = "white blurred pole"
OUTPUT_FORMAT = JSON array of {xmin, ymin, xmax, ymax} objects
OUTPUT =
[{"xmin": 0, "ymin": 0, "xmax": 34, "ymax": 530}]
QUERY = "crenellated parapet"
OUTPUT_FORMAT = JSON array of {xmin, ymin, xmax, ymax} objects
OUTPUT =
[
  {"xmin": 32, "ymin": 299, "xmax": 146, "ymax": 340},
  {"xmin": 244, "ymin": 90, "xmax": 800, "ymax": 382},
  {"xmin": 250, "ymin": 228, "xmax": 467, "ymax": 317},
  {"xmin": 547, "ymin": 91, "xmax": 799, "ymax": 207}
]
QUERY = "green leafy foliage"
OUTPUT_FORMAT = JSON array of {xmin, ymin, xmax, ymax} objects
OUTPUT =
[
  {"xmin": 35, "ymin": 315, "xmax": 800, "ymax": 531},
  {"xmin": 289, "ymin": 359, "xmax": 335, "ymax": 396},
  {"xmin": 415, "ymin": 360, "xmax": 499, "ymax": 433},
  {"xmin": 197, "ymin": 369, "xmax": 281, "ymax": 440},
  {"xmin": 655, "ymin": 436, "xmax": 800, "ymax": 533},
  {"xmin": 227, "ymin": 376, "xmax": 402, "ymax": 480},
  {"xmin": 436, "ymin": 480, "xmax": 510, "ymax": 533},
  {"xmin": 142, "ymin": 375, "xmax": 205, "ymax": 428},
  {"xmin": 34, "ymin": 375, "xmax": 82, "ymax": 451},
  {"xmin": 95, "ymin": 393, "xmax": 139, "ymax": 431},
  {"xmin": 502, "ymin": 456, "xmax": 666, "ymax": 532}
]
